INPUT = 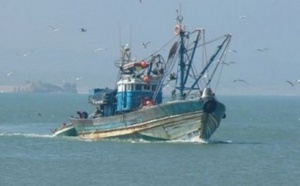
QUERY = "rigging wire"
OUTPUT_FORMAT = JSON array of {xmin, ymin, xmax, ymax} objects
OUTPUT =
[
  {"xmin": 212, "ymin": 35, "xmax": 232, "ymax": 93},
  {"xmin": 142, "ymin": 35, "xmax": 178, "ymax": 61}
]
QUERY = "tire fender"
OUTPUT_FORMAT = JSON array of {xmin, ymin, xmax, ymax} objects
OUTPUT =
[{"xmin": 203, "ymin": 99, "xmax": 217, "ymax": 113}]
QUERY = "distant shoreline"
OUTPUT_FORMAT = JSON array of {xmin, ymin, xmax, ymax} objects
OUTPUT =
[{"xmin": 0, "ymin": 81, "xmax": 77, "ymax": 94}]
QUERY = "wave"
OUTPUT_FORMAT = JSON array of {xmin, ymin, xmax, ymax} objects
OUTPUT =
[
  {"xmin": 74, "ymin": 136, "xmax": 235, "ymax": 144},
  {"xmin": 0, "ymin": 132, "xmax": 54, "ymax": 138},
  {"xmin": 0, "ymin": 132, "xmax": 236, "ymax": 145},
  {"xmin": 126, "ymin": 138, "xmax": 233, "ymax": 144}
]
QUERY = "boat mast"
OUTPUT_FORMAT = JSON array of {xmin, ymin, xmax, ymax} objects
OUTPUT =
[
  {"xmin": 176, "ymin": 9, "xmax": 186, "ymax": 100},
  {"xmin": 115, "ymin": 44, "xmax": 131, "ymax": 83}
]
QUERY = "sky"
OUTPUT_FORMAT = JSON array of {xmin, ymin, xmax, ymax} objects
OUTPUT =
[{"xmin": 0, "ymin": 0, "xmax": 300, "ymax": 95}]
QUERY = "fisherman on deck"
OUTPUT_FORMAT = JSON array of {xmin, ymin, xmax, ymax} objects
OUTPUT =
[
  {"xmin": 60, "ymin": 123, "xmax": 67, "ymax": 129},
  {"xmin": 77, "ymin": 111, "xmax": 83, "ymax": 118},
  {"xmin": 77, "ymin": 111, "xmax": 88, "ymax": 119},
  {"xmin": 92, "ymin": 107, "xmax": 102, "ymax": 118}
]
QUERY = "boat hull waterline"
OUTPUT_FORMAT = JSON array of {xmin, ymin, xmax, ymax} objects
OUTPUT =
[{"xmin": 71, "ymin": 98, "xmax": 225, "ymax": 141}]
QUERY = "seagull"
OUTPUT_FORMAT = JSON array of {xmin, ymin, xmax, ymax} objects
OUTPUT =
[
  {"xmin": 222, "ymin": 61, "xmax": 236, "ymax": 65},
  {"xmin": 142, "ymin": 41, "xmax": 150, "ymax": 48},
  {"xmin": 80, "ymin": 28, "xmax": 87, "ymax": 32},
  {"xmin": 233, "ymin": 79, "xmax": 248, "ymax": 84},
  {"xmin": 6, "ymin": 72, "xmax": 13, "ymax": 76},
  {"xmin": 256, "ymin": 48, "xmax": 269, "ymax": 52},
  {"xmin": 93, "ymin": 48, "xmax": 107, "ymax": 53},
  {"xmin": 228, "ymin": 49, "xmax": 237, "ymax": 53},
  {"xmin": 74, "ymin": 77, "xmax": 84, "ymax": 81},
  {"xmin": 286, "ymin": 80, "xmax": 294, "ymax": 86},
  {"xmin": 123, "ymin": 43, "xmax": 130, "ymax": 51},
  {"xmin": 48, "ymin": 25, "xmax": 61, "ymax": 32},
  {"xmin": 23, "ymin": 50, "xmax": 33, "ymax": 57},
  {"xmin": 239, "ymin": 15, "xmax": 247, "ymax": 19}
]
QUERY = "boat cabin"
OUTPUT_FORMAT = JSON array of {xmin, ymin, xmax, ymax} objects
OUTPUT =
[{"xmin": 116, "ymin": 74, "xmax": 162, "ymax": 112}]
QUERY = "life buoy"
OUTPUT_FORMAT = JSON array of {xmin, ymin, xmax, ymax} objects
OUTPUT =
[
  {"xmin": 174, "ymin": 24, "xmax": 181, "ymax": 35},
  {"xmin": 203, "ymin": 99, "xmax": 217, "ymax": 113},
  {"xmin": 145, "ymin": 100, "xmax": 153, "ymax": 106},
  {"xmin": 142, "ymin": 97, "xmax": 154, "ymax": 107},
  {"xmin": 143, "ymin": 76, "xmax": 151, "ymax": 83}
]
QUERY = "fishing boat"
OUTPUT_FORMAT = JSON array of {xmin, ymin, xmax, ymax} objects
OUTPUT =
[{"xmin": 68, "ymin": 12, "xmax": 232, "ymax": 141}]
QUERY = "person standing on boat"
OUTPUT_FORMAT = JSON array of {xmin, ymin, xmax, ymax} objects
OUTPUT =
[
  {"xmin": 77, "ymin": 111, "xmax": 83, "ymax": 118},
  {"xmin": 92, "ymin": 107, "xmax": 102, "ymax": 118},
  {"xmin": 61, "ymin": 123, "xmax": 67, "ymax": 129},
  {"xmin": 77, "ymin": 111, "xmax": 88, "ymax": 118}
]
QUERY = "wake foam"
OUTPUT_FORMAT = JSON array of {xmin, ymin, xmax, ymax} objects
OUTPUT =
[{"xmin": 0, "ymin": 132, "xmax": 54, "ymax": 138}]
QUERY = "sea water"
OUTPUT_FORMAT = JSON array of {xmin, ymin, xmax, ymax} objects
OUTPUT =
[{"xmin": 0, "ymin": 93, "xmax": 300, "ymax": 186}]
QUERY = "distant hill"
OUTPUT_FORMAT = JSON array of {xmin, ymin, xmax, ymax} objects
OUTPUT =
[{"xmin": 13, "ymin": 81, "xmax": 77, "ymax": 94}]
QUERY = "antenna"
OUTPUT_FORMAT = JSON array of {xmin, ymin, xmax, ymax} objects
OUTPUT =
[
  {"xmin": 174, "ymin": 4, "xmax": 183, "ymax": 35},
  {"xmin": 129, "ymin": 25, "xmax": 132, "ymax": 57},
  {"xmin": 118, "ymin": 23, "xmax": 122, "ymax": 56},
  {"xmin": 176, "ymin": 4, "xmax": 183, "ymax": 24}
]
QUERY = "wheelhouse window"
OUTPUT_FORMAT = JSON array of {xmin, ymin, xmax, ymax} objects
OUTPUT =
[
  {"xmin": 126, "ymin": 84, "xmax": 132, "ymax": 91},
  {"xmin": 136, "ymin": 84, "xmax": 142, "ymax": 90},
  {"xmin": 118, "ymin": 84, "xmax": 123, "ymax": 91},
  {"xmin": 151, "ymin": 85, "xmax": 157, "ymax": 91},
  {"xmin": 144, "ymin": 84, "xmax": 150, "ymax": 90}
]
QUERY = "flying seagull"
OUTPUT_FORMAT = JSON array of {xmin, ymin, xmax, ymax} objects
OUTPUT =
[
  {"xmin": 6, "ymin": 72, "xmax": 13, "ymax": 76},
  {"xmin": 80, "ymin": 28, "xmax": 87, "ymax": 32},
  {"xmin": 256, "ymin": 48, "xmax": 269, "ymax": 52},
  {"xmin": 93, "ymin": 48, "xmax": 107, "ymax": 53},
  {"xmin": 48, "ymin": 25, "xmax": 61, "ymax": 32},
  {"xmin": 222, "ymin": 61, "xmax": 236, "ymax": 66},
  {"xmin": 233, "ymin": 79, "xmax": 248, "ymax": 84},
  {"xmin": 228, "ymin": 49, "xmax": 237, "ymax": 53},
  {"xmin": 239, "ymin": 15, "xmax": 247, "ymax": 19},
  {"xmin": 142, "ymin": 41, "xmax": 151, "ymax": 48},
  {"xmin": 22, "ymin": 50, "xmax": 34, "ymax": 57},
  {"xmin": 286, "ymin": 80, "xmax": 294, "ymax": 86},
  {"xmin": 74, "ymin": 77, "xmax": 84, "ymax": 81}
]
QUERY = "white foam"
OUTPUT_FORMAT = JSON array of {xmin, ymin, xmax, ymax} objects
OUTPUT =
[{"xmin": 0, "ymin": 132, "xmax": 53, "ymax": 138}]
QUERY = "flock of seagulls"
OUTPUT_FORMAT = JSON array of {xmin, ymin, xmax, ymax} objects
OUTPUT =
[
  {"xmin": 226, "ymin": 47, "xmax": 298, "ymax": 88},
  {"xmin": 225, "ymin": 33, "xmax": 272, "ymax": 86},
  {"xmin": 2, "ymin": 24, "xmax": 105, "ymax": 82},
  {"xmin": 49, "ymin": 25, "xmax": 89, "ymax": 34},
  {"xmin": 3, "ymin": 10, "xmax": 297, "ymax": 95}
]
